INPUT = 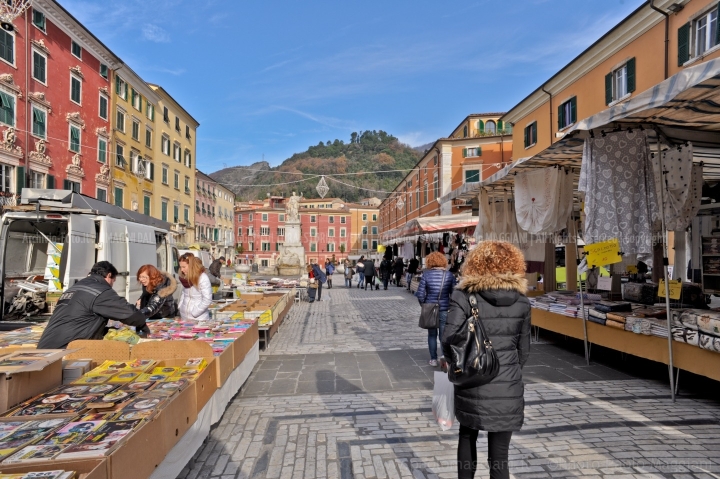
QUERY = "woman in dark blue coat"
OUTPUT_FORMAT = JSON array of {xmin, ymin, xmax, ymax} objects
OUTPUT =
[{"xmin": 415, "ymin": 252, "xmax": 456, "ymax": 367}]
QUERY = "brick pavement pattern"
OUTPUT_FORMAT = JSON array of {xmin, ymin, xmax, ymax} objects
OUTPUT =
[{"xmin": 179, "ymin": 283, "xmax": 720, "ymax": 479}]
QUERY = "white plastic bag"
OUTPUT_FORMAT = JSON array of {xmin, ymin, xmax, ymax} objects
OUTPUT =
[{"xmin": 432, "ymin": 371, "xmax": 455, "ymax": 431}]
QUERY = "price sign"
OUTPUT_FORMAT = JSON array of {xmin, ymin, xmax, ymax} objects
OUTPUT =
[
  {"xmin": 658, "ymin": 279, "xmax": 682, "ymax": 300},
  {"xmin": 597, "ymin": 276, "xmax": 612, "ymax": 291},
  {"xmin": 584, "ymin": 238, "xmax": 622, "ymax": 268},
  {"xmin": 626, "ymin": 265, "xmax": 638, "ymax": 274}
]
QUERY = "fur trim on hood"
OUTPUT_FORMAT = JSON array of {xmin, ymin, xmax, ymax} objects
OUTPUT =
[
  {"xmin": 157, "ymin": 272, "xmax": 178, "ymax": 298},
  {"xmin": 457, "ymin": 273, "xmax": 528, "ymax": 295}
]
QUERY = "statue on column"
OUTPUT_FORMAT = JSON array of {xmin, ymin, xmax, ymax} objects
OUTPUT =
[{"xmin": 286, "ymin": 192, "xmax": 300, "ymax": 222}]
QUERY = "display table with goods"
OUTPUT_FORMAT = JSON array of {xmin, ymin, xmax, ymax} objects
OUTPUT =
[
  {"xmin": 529, "ymin": 290, "xmax": 720, "ymax": 382},
  {"xmin": 0, "ymin": 306, "xmax": 267, "ymax": 479}
]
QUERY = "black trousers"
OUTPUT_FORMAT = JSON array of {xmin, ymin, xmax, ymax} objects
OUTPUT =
[
  {"xmin": 317, "ymin": 281, "xmax": 323, "ymax": 300},
  {"xmin": 458, "ymin": 425, "xmax": 512, "ymax": 479},
  {"xmin": 364, "ymin": 276, "xmax": 374, "ymax": 289}
]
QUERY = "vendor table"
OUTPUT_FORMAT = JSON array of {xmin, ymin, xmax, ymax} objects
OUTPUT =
[
  {"xmin": 259, "ymin": 298, "xmax": 293, "ymax": 350},
  {"xmin": 532, "ymin": 309, "xmax": 720, "ymax": 382}
]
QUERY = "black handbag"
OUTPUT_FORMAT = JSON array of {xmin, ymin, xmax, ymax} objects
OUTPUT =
[
  {"xmin": 446, "ymin": 294, "xmax": 499, "ymax": 388},
  {"xmin": 418, "ymin": 271, "xmax": 446, "ymax": 329}
]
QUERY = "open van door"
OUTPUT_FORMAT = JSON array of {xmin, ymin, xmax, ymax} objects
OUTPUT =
[{"xmin": 64, "ymin": 215, "xmax": 96, "ymax": 289}]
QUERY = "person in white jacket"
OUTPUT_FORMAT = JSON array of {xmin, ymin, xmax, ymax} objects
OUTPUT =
[{"xmin": 177, "ymin": 253, "xmax": 213, "ymax": 321}]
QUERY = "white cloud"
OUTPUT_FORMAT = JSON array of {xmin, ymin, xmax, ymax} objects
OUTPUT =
[{"xmin": 142, "ymin": 24, "xmax": 170, "ymax": 43}]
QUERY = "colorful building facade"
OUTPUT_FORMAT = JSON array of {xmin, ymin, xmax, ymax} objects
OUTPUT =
[
  {"xmin": 110, "ymin": 66, "xmax": 159, "ymax": 218},
  {"xmin": 380, "ymin": 113, "xmax": 512, "ymax": 233},
  {"xmin": 0, "ymin": 1, "xmax": 120, "ymax": 200},
  {"xmin": 216, "ymin": 183, "xmax": 236, "ymax": 259},
  {"xmin": 195, "ymin": 170, "xmax": 216, "ymax": 248},
  {"xmin": 148, "ymin": 84, "xmax": 198, "ymax": 246}
]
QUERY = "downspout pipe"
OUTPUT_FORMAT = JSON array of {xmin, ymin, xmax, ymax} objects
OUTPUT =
[
  {"xmin": 541, "ymin": 87, "xmax": 552, "ymax": 144},
  {"xmin": 650, "ymin": 0, "xmax": 670, "ymax": 79}
]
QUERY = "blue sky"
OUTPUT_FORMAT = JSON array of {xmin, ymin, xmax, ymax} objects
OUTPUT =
[{"xmin": 63, "ymin": 0, "xmax": 643, "ymax": 172}]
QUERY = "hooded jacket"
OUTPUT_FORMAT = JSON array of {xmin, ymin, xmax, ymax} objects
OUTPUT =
[
  {"xmin": 442, "ymin": 272, "xmax": 531, "ymax": 432},
  {"xmin": 393, "ymin": 258, "xmax": 405, "ymax": 276},
  {"xmin": 362, "ymin": 259, "xmax": 376, "ymax": 277},
  {"xmin": 415, "ymin": 268, "xmax": 457, "ymax": 311},
  {"xmin": 138, "ymin": 272, "xmax": 178, "ymax": 319},
  {"xmin": 38, "ymin": 274, "xmax": 148, "ymax": 349}
]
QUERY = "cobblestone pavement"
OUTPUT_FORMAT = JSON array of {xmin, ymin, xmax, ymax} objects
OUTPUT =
[{"xmin": 179, "ymin": 285, "xmax": 720, "ymax": 479}]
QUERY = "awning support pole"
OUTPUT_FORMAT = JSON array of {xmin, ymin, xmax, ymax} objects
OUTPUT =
[
  {"xmin": 573, "ymin": 199, "xmax": 590, "ymax": 366},
  {"xmin": 655, "ymin": 135, "xmax": 676, "ymax": 402}
]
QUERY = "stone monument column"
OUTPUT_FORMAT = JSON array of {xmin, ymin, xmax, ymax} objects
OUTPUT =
[{"xmin": 276, "ymin": 192, "xmax": 305, "ymax": 275}]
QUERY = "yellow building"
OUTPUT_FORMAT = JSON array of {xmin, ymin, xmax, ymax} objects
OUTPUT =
[
  {"xmin": 216, "ymin": 183, "xmax": 236, "ymax": 259},
  {"xmin": 147, "ymin": 84, "xmax": 199, "ymax": 247},
  {"xmin": 110, "ymin": 65, "xmax": 160, "ymax": 219},
  {"xmin": 347, "ymin": 202, "xmax": 380, "ymax": 257}
]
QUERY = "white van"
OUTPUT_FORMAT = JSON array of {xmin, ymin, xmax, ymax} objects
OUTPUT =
[
  {"xmin": 0, "ymin": 189, "xmax": 181, "ymax": 320},
  {"xmin": 178, "ymin": 249, "xmax": 212, "ymax": 269}
]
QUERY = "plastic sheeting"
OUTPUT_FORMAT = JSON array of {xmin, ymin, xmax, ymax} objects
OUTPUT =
[{"xmin": 150, "ymin": 341, "xmax": 260, "ymax": 479}]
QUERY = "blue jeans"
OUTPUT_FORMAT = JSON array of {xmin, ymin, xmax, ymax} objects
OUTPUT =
[
  {"xmin": 345, "ymin": 277, "xmax": 352, "ymax": 287},
  {"xmin": 428, "ymin": 310, "xmax": 448, "ymax": 361},
  {"xmin": 358, "ymin": 272, "xmax": 365, "ymax": 287}
]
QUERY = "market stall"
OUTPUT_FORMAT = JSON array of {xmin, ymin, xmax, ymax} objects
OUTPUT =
[{"xmin": 460, "ymin": 57, "xmax": 720, "ymax": 399}]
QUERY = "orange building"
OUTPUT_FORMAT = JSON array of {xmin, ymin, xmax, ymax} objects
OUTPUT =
[
  {"xmin": 380, "ymin": 113, "xmax": 512, "ymax": 234},
  {"xmin": 501, "ymin": 0, "xmax": 720, "ymax": 163}
]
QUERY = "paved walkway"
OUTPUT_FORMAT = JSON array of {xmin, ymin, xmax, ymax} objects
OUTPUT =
[{"xmin": 179, "ymin": 283, "xmax": 720, "ymax": 479}]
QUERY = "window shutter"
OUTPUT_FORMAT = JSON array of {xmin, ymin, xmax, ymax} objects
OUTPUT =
[
  {"xmin": 477, "ymin": 146, "xmax": 482, "ymax": 156},
  {"xmin": 115, "ymin": 76, "xmax": 120, "ymax": 94},
  {"xmin": 149, "ymin": 162, "xmax": 154, "ymax": 180},
  {"xmin": 626, "ymin": 58, "xmax": 636, "ymax": 93},
  {"xmin": 605, "ymin": 72, "xmax": 613, "ymax": 105},
  {"xmin": 523, "ymin": 126, "xmax": 528, "ymax": 148},
  {"xmin": 477, "ymin": 120, "xmax": 484, "ymax": 133},
  {"xmin": 678, "ymin": 22, "xmax": 690, "ymax": 66},
  {"xmin": 557, "ymin": 103, "xmax": 564, "ymax": 130},
  {"xmin": 717, "ymin": 4, "xmax": 720, "ymax": 47},
  {"xmin": 462, "ymin": 148, "xmax": 467, "ymax": 158},
  {"xmin": 532, "ymin": 123, "xmax": 537, "ymax": 145},
  {"xmin": 46, "ymin": 175, "xmax": 54, "ymax": 189},
  {"xmin": 570, "ymin": 97, "xmax": 577, "ymax": 124},
  {"xmin": 16, "ymin": 166, "xmax": 24, "ymax": 194},
  {"xmin": 497, "ymin": 120, "xmax": 503, "ymax": 132}
]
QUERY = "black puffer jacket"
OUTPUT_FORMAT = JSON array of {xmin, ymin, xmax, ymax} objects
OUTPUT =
[
  {"xmin": 442, "ymin": 273, "xmax": 531, "ymax": 432},
  {"xmin": 138, "ymin": 272, "xmax": 178, "ymax": 319}
]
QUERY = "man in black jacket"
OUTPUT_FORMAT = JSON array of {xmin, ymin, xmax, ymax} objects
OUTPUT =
[
  {"xmin": 207, "ymin": 256, "xmax": 225, "ymax": 286},
  {"xmin": 406, "ymin": 257, "xmax": 420, "ymax": 291},
  {"xmin": 38, "ymin": 262, "xmax": 150, "ymax": 349}
]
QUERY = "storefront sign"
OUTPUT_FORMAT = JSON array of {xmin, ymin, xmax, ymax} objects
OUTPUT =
[
  {"xmin": 584, "ymin": 238, "xmax": 622, "ymax": 268},
  {"xmin": 658, "ymin": 279, "xmax": 682, "ymax": 300}
]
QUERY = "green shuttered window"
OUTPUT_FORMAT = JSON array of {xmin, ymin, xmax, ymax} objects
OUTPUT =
[
  {"xmin": 32, "ymin": 51, "xmax": 45, "ymax": 83},
  {"xmin": 32, "ymin": 107, "xmax": 45, "ymax": 138},
  {"xmin": 523, "ymin": 122, "xmax": 537, "ymax": 148},
  {"xmin": 0, "ymin": 30, "xmax": 13, "ymax": 64},
  {"xmin": 557, "ymin": 97, "xmax": 577, "ymax": 130},
  {"xmin": 0, "ymin": 91, "xmax": 14, "ymax": 126}
]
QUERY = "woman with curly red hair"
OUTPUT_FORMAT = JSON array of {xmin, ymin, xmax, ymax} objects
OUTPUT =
[
  {"xmin": 442, "ymin": 240, "xmax": 531, "ymax": 479},
  {"xmin": 136, "ymin": 264, "xmax": 177, "ymax": 319}
]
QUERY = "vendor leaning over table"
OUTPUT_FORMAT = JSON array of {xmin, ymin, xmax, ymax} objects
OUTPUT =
[
  {"xmin": 37, "ymin": 261, "xmax": 150, "ymax": 349},
  {"xmin": 135, "ymin": 264, "xmax": 178, "ymax": 319}
]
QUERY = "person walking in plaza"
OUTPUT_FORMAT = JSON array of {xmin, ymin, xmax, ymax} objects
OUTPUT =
[
  {"xmin": 306, "ymin": 264, "xmax": 318, "ymax": 303},
  {"xmin": 407, "ymin": 256, "xmax": 420, "ymax": 291},
  {"xmin": 311, "ymin": 262, "xmax": 327, "ymax": 301},
  {"xmin": 415, "ymin": 252, "xmax": 456, "ymax": 367},
  {"xmin": 393, "ymin": 257, "xmax": 404, "ymax": 287},
  {"xmin": 343, "ymin": 259, "xmax": 354, "ymax": 288},
  {"xmin": 324, "ymin": 259, "xmax": 335, "ymax": 289},
  {"xmin": 356, "ymin": 255, "xmax": 365, "ymax": 288},
  {"xmin": 379, "ymin": 256, "xmax": 392, "ymax": 290},
  {"xmin": 363, "ymin": 256, "xmax": 376, "ymax": 291},
  {"xmin": 442, "ymin": 241, "xmax": 531, "ymax": 479},
  {"xmin": 177, "ymin": 254, "xmax": 213, "ymax": 321}
]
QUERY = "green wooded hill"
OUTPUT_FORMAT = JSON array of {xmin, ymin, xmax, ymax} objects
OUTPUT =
[{"xmin": 209, "ymin": 131, "xmax": 422, "ymax": 202}]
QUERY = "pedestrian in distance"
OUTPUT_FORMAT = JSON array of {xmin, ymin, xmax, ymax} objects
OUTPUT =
[
  {"xmin": 442, "ymin": 241, "xmax": 531, "ymax": 479},
  {"xmin": 356, "ymin": 255, "xmax": 365, "ymax": 288},
  {"xmin": 393, "ymin": 257, "xmax": 404, "ymax": 287},
  {"xmin": 415, "ymin": 252, "xmax": 456, "ymax": 367},
  {"xmin": 379, "ymin": 257, "xmax": 392, "ymax": 290},
  {"xmin": 407, "ymin": 256, "xmax": 420, "ymax": 292},
  {"xmin": 324, "ymin": 259, "xmax": 335, "ymax": 289},
  {"xmin": 306, "ymin": 265, "xmax": 317, "ymax": 303},
  {"xmin": 312, "ymin": 262, "xmax": 327, "ymax": 301},
  {"xmin": 362, "ymin": 257, "xmax": 376, "ymax": 291},
  {"xmin": 343, "ymin": 259, "xmax": 354, "ymax": 288}
]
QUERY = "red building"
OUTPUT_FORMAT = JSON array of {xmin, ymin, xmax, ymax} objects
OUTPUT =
[
  {"xmin": 0, "ymin": 1, "xmax": 119, "ymax": 199},
  {"xmin": 235, "ymin": 203, "xmax": 352, "ymax": 269}
]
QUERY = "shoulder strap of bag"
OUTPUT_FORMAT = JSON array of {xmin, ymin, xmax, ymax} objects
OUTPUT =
[
  {"xmin": 436, "ymin": 271, "xmax": 446, "ymax": 304},
  {"xmin": 469, "ymin": 294, "xmax": 492, "ymax": 345}
]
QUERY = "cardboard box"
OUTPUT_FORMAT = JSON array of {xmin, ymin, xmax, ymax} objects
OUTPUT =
[
  {"xmin": 154, "ymin": 379, "xmax": 197, "ymax": 453},
  {"xmin": 130, "ymin": 343, "xmax": 219, "ymax": 413},
  {"xmin": 231, "ymin": 321, "xmax": 259, "ymax": 368},
  {"xmin": 0, "ymin": 457, "xmax": 108, "ymax": 479},
  {"xmin": 0, "ymin": 348, "xmax": 65, "ymax": 413},
  {"xmin": 65, "ymin": 340, "xmax": 131, "ymax": 361},
  {"xmin": 107, "ymin": 408, "xmax": 165, "ymax": 479}
]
